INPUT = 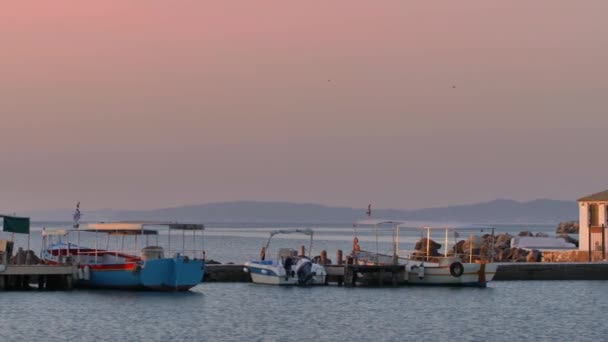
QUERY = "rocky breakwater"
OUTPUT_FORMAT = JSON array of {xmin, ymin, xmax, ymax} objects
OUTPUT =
[
  {"xmin": 410, "ymin": 238, "xmax": 442, "ymax": 261},
  {"xmin": 555, "ymin": 221, "xmax": 579, "ymax": 247},
  {"xmin": 412, "ymin": 223, "xmax": 581, "ymax": 263},
  {"xmin": 542, "ymin": 221, "xmax": 585, "ymax": 262}
]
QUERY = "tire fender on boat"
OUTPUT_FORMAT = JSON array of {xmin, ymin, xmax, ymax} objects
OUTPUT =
[{"xmin": 449, "ymin": 262, "xmax": 464, "ymax": 277}]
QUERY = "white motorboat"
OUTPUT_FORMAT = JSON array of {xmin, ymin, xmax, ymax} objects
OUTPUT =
[{"xmin": 244, "ymin": 229, "xmax": 327, "ymax": 285}]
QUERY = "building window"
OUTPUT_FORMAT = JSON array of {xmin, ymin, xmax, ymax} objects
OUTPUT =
[{"xmin": 589, "ymin": 204, "xmax": 599, "ymax": 226}]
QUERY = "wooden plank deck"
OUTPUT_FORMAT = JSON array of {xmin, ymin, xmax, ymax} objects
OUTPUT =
[
  {"xmin": 2, "ymin": 265, "xmax": 76, "ymax": 275},
  {"xmin": 0, "ymin": 264, "xmax": 77, "ymax": 290}
]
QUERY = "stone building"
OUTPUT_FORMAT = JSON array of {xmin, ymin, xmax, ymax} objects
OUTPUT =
[{"xmin": 578, "ymin": 190, "xmax": 608, "ymax": 259}]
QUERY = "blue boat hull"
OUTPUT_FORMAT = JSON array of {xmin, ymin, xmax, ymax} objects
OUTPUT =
[{"xmin": 79, "ymin": 257, "xmax": 205, "ymax": 291}]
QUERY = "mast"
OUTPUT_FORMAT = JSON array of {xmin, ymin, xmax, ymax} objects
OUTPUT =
[{"xmin": 72, "ymin": 202, "xmax": 81, "ymax": 229}]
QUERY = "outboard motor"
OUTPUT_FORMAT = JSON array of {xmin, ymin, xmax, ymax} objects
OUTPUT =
[{"xmin": 295, "ymin": 258, "xmax": 315, "ymax": 285}]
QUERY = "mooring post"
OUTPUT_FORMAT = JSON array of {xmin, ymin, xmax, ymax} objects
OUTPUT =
[
  {"xmin": 336, "ymin": 250, "xmax": 343, "ymax": 265},
  {"xmin": 298, "ymin": 245, "xmax": 306, "ymax": 257},
  {"xmin": 320, "ymin": 250, "xmax": 327, "ymax": 265}
]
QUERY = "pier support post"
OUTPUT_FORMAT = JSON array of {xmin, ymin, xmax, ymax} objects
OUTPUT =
[
  {"xmin": 320, "ymin": 250, "xmax": 327, "ymax": 265},
  {"xmin": 344, "ymin": 266, "xmax": 353, "ymax": 287},
  {"xmin": 336, "ymin": 250, "xmax": 343, "ymax": 265},
  {"xmin": 298, "ymin": 245, "xmax": 306, "ymax": 257},
  {"xmin": 65, "ymin": 275, "xmax": 73, "ymax": 290},
  {"xmin": 0, "ymin": 275, "xmax": 5, "ymax": 290}
]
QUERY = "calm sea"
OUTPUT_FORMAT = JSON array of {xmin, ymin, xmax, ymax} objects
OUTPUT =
[{"xmin": 3, "ymin": 222, "xmax": 603, "ymax": 342}]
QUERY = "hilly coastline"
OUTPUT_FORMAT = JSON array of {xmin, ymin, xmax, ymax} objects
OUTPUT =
[{"xmin": 26, "ymin": 199, "xmax": 577, "ymax": 224}]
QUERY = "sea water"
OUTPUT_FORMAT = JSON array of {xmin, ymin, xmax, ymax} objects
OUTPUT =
[{"xmin": 3, "ymin": 222, "xmax": 602, "ymax": 342}]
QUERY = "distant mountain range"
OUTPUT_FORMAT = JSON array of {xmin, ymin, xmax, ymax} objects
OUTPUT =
[{"xmin": 24, "ymin": 199, "xmax": 577, "ymax": 224}]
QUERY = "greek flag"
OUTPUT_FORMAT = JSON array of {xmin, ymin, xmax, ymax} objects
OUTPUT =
[{"xmin": 73, "ymin": 202, "xmax": 81, "ymax": 228}]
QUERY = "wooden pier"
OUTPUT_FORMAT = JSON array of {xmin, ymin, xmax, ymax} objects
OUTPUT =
[
  {"xmin": 341, "ymin": 264, "xmax": 405, "ymax": 287},
  {"xmin": 205, "ymin": 264, "xmax": 250, "ymax": 282},
  {"xmin": 0, "ymin": 265, "xmax": 77, "ymax": 290},
  {"xmin": 206, "ymin": 261, "xmax": 608, "ymax": 284}
]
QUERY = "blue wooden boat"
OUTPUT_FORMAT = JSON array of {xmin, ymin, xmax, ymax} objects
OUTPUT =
[{"xmin": 42, "ymin": 222, "xmax": 205, "ymax": 291}]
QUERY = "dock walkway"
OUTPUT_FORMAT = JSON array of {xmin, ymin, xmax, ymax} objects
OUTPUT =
[
  {"xmin": 0, "ymin": 265, "xmax": 77, "ymax": 290},
  {"xmin": 207, "ymin": 262, "xmax": 608, "ymax": 284}
]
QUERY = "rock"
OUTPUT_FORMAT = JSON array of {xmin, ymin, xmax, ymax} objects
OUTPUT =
[
  {"xmin": 495, "ymin": 233, "xmax": 513, "ymax": 248},
  {"xmin": 508, "ymin": 247, "xmax": 529, "ymax": 262},
  {"xmin": 495, "ymin": 247, "xmax": 510, "ymax": 262},
  {"xmin": 518, "ymin": 231, "xmax": 534, "ymax": 237},
  {"xmin": 526, "ymin": 249, "xmax": 541, "ymax": 262},
  {"xmin": 556, "ymin": 221, "xmax": 579, "ymax": 235},
  {"xmin": 535, "ymin": 232, "xmax": 549, "ymax": 238},
  {"xmin": 414, "ymin": 238, "xmax": 441, "ymax": 252},
  {"xmin": 558, "ymin": 234, "xmax": 579, "ymax": 248},
  {"xmin": 453, "ymin": 240, "xmax": 465, "ymax": 254},
  {"xmin": 462, "ymin": 236, "xmax": 483, "ymax": 252},
  {"xmin": 410, "ymin": 250, "xmax": 439, "ymax": 261}
]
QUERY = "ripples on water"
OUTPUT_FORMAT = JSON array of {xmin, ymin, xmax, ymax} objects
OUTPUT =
[
  {"xmin": 3, "ymin": 224, "xmax": 600, "ymax": 341},
  {"xmin": 1, "ymin": 282, "xmax": 608, "ymax": 341}
]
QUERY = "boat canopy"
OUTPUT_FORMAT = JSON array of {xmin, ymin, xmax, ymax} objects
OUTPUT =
[
  {"xmin": 407, "ymin": 225, "xmax": 495, "ymax": 232},
  {"xmin": 41, "ymin": 229, "xmax": 69, "ymax": 237},
  {"xmin": 46, "ymin": 242, "xmax": 90, "ymax": 250},
  {"xmin": 268, "ymin": 228, "xmax": 314, "ymax": 237},
  {"xmin": 87, "ymin": 222, "xmax": 204, "ymax": 231},
  {"xmin": 78, "ymin": 228, "xmax": 159, "ymax": 235},
  {"xmin": 354, "ymin": 219, "xmax": 406, "ymax": 226}
]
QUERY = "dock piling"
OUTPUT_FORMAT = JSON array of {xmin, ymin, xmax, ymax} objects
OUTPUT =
[
  {"xmin": 320, "ymin": 250, "xmax": 328, "ymax": 265},
  {"xmin": 298, "ymin": 245, "xmax": 306, "ymax": 257}
]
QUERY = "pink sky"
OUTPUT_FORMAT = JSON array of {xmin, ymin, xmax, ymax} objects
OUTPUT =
[{"xmin": 1, "ymin": 1, "xmax": 607, "ymax": 212}]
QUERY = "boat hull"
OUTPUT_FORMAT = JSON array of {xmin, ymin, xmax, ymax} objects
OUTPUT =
[
  {"xmin": 405, "ymin": 262, "xmax": 497, "ymax": 287},
  {"xmin": 245, "ymin": 261, "xmax": 327, "ymax": 286},
  {"xmin": 77, "ymin": 257, "xmax": 204, "ymax": 291}
]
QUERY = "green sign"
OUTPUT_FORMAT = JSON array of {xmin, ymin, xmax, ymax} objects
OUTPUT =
[{"xmin": 2, "ymin": 216, "xmax": 30, "ymax": 234}]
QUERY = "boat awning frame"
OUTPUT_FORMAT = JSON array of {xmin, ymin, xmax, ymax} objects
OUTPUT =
[
  {"xmin": 264, "ymin": 228, "xmax": 315, "ymax": 257},
  {"xmin": 77, "ymin": 228, "xmax": 159, "ymax": 235},
  {"xmin": 86, "ymin": 221, "xmax": 204, "ymax": 231},
  {"xmin": 354, "ymin": 219, "xmax": 406, "ymax": 227}
]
